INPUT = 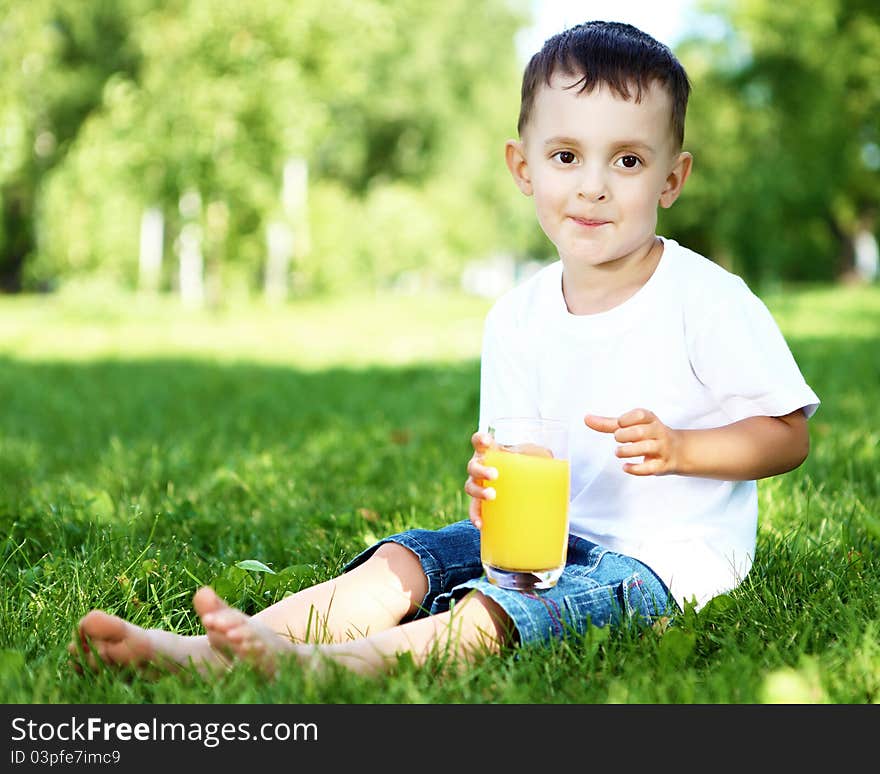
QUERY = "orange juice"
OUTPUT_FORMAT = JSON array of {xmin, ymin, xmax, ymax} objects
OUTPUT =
[{"xmin": 480, "ymin": 447, "xmax": 570, "ymax": 572}]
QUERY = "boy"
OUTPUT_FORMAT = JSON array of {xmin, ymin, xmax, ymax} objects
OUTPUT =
[{"xmin": 70, "ymin": 21, "xmax": 819, "ymax": 678}]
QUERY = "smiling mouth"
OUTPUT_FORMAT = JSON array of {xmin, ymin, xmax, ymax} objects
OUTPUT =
[{"xmin": 570, "ymin": 216, "xmax": 610, "ymax": 227}]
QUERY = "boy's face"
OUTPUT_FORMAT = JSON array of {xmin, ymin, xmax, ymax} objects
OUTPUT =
[{"xmin": 506, "ymin": 73, "xmax": 691, "ymax": 272}]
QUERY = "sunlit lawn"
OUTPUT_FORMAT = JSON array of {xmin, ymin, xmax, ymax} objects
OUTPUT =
[{"xmin": 1, "ymin": 280, "xmax": 878, "ymax": 703}]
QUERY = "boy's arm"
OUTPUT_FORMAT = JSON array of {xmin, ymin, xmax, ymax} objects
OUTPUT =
[{"xmin": 584, "ymin": 408, "xmax": 810, "ymax": 481}]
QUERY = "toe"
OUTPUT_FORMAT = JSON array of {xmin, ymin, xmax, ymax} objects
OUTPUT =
[
  {"xmin": 210, "ymin": 609, "xmax": 250, "ymax": 632},
  {"xmin": 192, "ymin": 586, "xmax": 230, "ymax": 620},
  {"xmin": 205, "ymin": 627, "xmax": 237, "ymax": 665},
  {"xmin": 79, "ymin": 610, "xmax": 126, "ymax": 643},
  {"xmin": 224, "ymin": 623, "xmax": 249, "ymax": 643}
]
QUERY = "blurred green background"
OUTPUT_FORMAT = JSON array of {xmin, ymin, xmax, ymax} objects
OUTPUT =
[{"xmin": 0, "ymin": 0, "xmax": 877, "ymax": 301}]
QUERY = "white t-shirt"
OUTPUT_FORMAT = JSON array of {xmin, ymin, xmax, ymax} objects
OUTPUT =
[{"xmin": 478, "ymin": 238, "xmax": 820, "ymax": 609}]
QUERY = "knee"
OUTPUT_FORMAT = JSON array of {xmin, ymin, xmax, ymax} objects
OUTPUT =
[
  {"xmin": 456, "ymin": 590, "xmax": 517, "ymax": 646},
  {"xmin": 372, "ymin": 541, "xmax": 422, "ymax": 574},
  {"xmin": 363, "ymin": 542, "xmax": 429, "ymax": 610}
]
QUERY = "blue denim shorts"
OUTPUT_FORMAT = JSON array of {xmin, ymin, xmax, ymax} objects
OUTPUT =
[{"xmin": 344, "ymin": 519, "xmax": 678, "ymax": 647}]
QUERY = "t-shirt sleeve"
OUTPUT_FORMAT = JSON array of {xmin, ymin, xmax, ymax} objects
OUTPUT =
[
  {"xmin": 478, "ymin": 303, "xmax": 538, "ymax": 432},
  {"xmin": 688, "ymin": 278, "xmax": 820, "ymax": 422}
]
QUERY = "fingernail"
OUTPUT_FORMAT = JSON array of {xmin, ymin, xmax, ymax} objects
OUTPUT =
[
  {"xmin": 488, "ymin": 468, "xmax": 498, "ymax": 480},
  {"xmin": 485, "ymin": 488, "xmax": 496, "ymax": 500}
]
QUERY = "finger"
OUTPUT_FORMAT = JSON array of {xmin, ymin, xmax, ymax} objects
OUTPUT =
[
  {"xmin": 617, "ymin": 408, "xmax": 656, "ymax": 427},
  {"xmin": 613, "ymin": 424, "xmax": 649, "ymax": 444},
  {"xmin": 584, "ymin": 414, "xmax": 619, "ymax": 433},
  {"xmin": 464, "ymin": 477, "xmax": 496, "ymax": 500},
  {"xmin": 467, "ymin": 459, "xmax": 498, "ymax": 481},
  {"xmin": 622, "ymin": 459, "xmax": 663, "ymax": 476},
  {"xmin": 471, "ymin": 431, "xmax": 494, "ymax": 452},
  {"xmin": 469, "ymin": 499, "xmax": 483, "ymax": 530},
  {"xmin": 615, "ymin": 440, "xmax": 658, "ymax": 459}
]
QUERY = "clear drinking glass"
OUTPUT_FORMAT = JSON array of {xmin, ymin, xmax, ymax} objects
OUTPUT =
[{"xmin": 480, "ymin": 417, "xmax": 570, "ymax": 590}]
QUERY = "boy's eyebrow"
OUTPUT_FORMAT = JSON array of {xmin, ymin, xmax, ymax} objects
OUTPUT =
[
  {"xmin": 613, "ymin": 140, "xmax": 657, "ymax": 154},
  {"xmin": 542, "ymin": 135, "xmax": 657, "ymax": 153},
  {"xmin": 543, "ymin": 135, "xmax": 582, "ymax": 147}
]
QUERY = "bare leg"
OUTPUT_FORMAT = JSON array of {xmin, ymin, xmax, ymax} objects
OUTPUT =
[
  {"xmin": 252, "ymin": 542, "xmax": 427, "ymax": 643},
  {"xmin": 203, "ymin": 588, "xmax": 514, "ymax": 677},
  {"xmin": 68, "ymin": 542, "xmax": 426, "ymax": 674},
  {"xmin": 301, "ymin": 591, "xmax": 514, "ymax": 676},
  {"xmin": 68, "ymin": 587, "xmax": 230, "ymax": 675}
]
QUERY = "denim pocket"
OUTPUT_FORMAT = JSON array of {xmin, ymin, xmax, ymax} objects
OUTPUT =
[
  {"xmin": 561, "ymin": 579, "xmax": 623, "ymax": 636},
  {"xmin": 620, "ymin": 571, "xmax": 673, "ymax": 624},
  {"xmin": 560, "ymin": 558, "xmax": 668, "ymax": 636}
]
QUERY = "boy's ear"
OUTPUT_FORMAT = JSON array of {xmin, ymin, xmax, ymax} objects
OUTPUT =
[
  {"xmin": 659, "ymin": 151, "xmax": 693, "ymax": 209},
  {"xmin": 505, "ymin": 139, "xmax": 533, "ymax": 196}
]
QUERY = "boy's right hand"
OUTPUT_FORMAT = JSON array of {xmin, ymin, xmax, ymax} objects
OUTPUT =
[{"xmin": 464, "ymin": 431, "xmax": 498, "ymax": 530}]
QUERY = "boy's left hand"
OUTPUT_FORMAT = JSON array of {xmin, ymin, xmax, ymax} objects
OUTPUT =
[{"xmin": 584, "ymin": 409, "xmax": 682, "ymax": 476}]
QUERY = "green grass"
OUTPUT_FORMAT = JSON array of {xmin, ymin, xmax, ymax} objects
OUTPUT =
[{"xmin": 1, "ymin": 281, "xmax": 878, "ymax": 704}]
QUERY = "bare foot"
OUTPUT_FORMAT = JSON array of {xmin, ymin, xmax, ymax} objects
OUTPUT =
[
  {"xmin": 69, "ymin": 611, "xmax": 159, "ymax": 673},
  {"xmin": 69, "ymin": 592, "xmax": 229, "ymax": 677},
  {"xmin": 197, "ymin": 587, "xmax": 299, "ymax": 676}
]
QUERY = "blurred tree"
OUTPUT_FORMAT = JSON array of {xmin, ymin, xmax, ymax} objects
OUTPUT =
[
  {"xmin": 663, "ymin": 0, "xmax": 880, "ymax": 285},
  {"xmin": 7, "ymin": 0, "xmax": 877, "ymax": 294},
  {"xmin": 4, "ymin": 0, "xmax": 530, "ymax": 296},
  {"xmin": 35, "ymin": 0, "xmax": 325, "ymax": 293},
  {"xmin": 0, "ymin": 0, "xmax": 149, "ymax": 290}
]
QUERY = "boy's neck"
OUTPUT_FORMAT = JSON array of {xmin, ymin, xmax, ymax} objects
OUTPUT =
[{"xmin": 561, "ymin": 237, "xmax": 664, "ymax": 316}]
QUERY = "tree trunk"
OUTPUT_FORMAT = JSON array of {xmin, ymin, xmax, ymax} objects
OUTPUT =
[
  {"xmin": 177, "ymin": 223, "xmax": 205, "ymax": 307},
  {"xmin": 138, "ymin": 206, "xmax": 164, "ymax": 293},
  {"xmin": 0, "ymin": 186, "xmax": 35, "ymax": 293}
]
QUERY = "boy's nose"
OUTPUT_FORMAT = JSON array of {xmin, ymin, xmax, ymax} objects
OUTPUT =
[
  {"xmin": 576, "ymin": 166, "xmax": 608, "ymax": 202},
  {"xmin": 579, "ymin": 189, "xmax": 607, "ymax": 202}
]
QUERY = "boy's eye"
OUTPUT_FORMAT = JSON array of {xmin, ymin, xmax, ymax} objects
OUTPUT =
[
  {"xmin": 616, "ymin": 155, "xmax": 641, "ymax": 169},
  {"xmin": 554, "ymin": 150, "xmax": 577, "ymax": 165}
]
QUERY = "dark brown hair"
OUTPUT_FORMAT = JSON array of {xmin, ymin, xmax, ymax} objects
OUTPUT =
[{"xmin": 517, "ymin": 21, "xmax": 691, "ymax": 148}]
